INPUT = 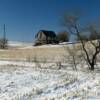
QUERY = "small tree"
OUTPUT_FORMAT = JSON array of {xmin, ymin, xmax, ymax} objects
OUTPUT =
[
  {"xmin": 0, "ymin": 38, "xmax": 8, "ymax": 49},
  {"xmin": 77, "ymin": 34, "xmax": 88, "ymax": 41},
  {"xmin": 0, "ymin": 24, "xmax": 8, "ymax": 49},
  {"xmin": 89, "ymin": 33, "xmax": 97, "ymax": 40},
  {"xmin": 65, "ymin": 45, "xmax": 81, "ymax": 70},
  {"xmin": 57, "ymin": 31, "xmax": 69, "ymax": 42},
  {"xmin": 62, "ymin": 11, "xmax": 100, "ymax": 70},
  {"xmin": 89, "ymin": 30, "xmax": 100, "ymax": 40}
]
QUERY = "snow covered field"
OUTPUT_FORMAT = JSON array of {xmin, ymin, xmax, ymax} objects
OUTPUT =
[
  {"xmin": 0, "ymin": 60, "xmax": 100, "ymax": 100},
  {"xmin": 0, "ymin": 42, "xmax": 100, "ymax": 100}
]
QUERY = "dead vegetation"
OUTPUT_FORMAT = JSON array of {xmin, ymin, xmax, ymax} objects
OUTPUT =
[
  {"xmin": 0, "ymin": 46, "xmax": 65, "ymax": 62},
  {"xmin": 0, "ymin": 41, "xmax": 100, "ymax": 70}
]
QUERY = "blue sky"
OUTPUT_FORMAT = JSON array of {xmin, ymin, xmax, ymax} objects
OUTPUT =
[{"xmin": 0, "ymin": 0, "xmax": 100, "ymax": 42}]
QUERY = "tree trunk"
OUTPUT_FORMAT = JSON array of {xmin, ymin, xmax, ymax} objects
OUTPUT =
[{"xmin": 90, "ymin": 63, "xmax": 94, "ymax": 70}]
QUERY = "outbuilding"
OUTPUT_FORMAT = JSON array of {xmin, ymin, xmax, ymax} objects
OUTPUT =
[{"xmin": 34, "ymin": 30, "xmax": 58, "ymax": 45}]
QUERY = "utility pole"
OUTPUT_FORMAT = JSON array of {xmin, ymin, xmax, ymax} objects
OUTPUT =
[
  {"xmin": 3, "ymin": 24, "xmax": 6, "ymax": 40},
  {"xmin": 3, "ymin": 24, "xmax": 6, "ymax": 49}
]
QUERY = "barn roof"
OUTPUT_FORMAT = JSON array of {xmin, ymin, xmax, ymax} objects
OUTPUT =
[{"xmin": 39, "ymin": 30, "xmax": 56, "ymax": 38}]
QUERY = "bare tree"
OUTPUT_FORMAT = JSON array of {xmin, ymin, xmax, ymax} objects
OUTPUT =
[
  {"xmin": 0, "ymin": 24, "xmax": 8, "ymax": 49},
  {"xmin": 77, "ymin": 34, "xmax": 88, "ymax": 41},
  {"xmin": 0, "ymin": 38, "xmax": 8, "ymax": 49},
  {"xmin": 62, "ymin": 11, "xmax": 100, "ymax": 70},
  {"xmin": 64, "ymin": 45, "xmax": 80, "ymax": 70}
]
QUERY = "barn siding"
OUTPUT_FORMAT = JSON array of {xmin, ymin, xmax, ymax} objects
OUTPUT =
[{"xmin": 37, "ymin": 32, "xmax": 46, "ymax": 41}]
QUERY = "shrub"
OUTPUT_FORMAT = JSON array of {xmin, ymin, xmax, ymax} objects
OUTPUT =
[
  {"xmin": 0, "ymin": 38, "xmax": 8, "ymax": 49},
  {"xmin": 89, "ymin": 32, "xmax": 100, "ymax": 40},
  {"xmin": 57, "ymin": 31, "xmax": 69, "ymax": 42},
  {"xmin": 76, "ymin": 34, "xmax": 88, "ymax": 41}
]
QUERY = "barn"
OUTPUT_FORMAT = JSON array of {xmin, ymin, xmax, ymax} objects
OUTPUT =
[{"xmin": 34, "ymin": 30, "xmax": 58, "ymax": 45}]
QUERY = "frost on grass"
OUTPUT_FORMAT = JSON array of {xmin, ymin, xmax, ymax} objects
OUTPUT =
[{"xmin": 0, "ymin": 64, "xmax": 100, "ymax": 100}]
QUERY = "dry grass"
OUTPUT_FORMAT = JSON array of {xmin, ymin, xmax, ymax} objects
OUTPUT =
[
  {"xmin": 0, "ymin": 41, "xmax": 100, "ymax": 62},
  {"xmin": 0, "ymin": 46, "xmax": 66, "ymax": 62}
]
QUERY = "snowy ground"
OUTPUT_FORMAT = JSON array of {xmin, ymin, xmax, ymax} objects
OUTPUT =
[
  {"xmin": 0, "ymin": 61, "xmax": 100, "ymax": 100},
  {"xmin": 8, "ymin": 41, "xmax": 33, "ymax": 47},
  {"xmin": 0, "ymin": 41, "xmax": 100, "ymax": 100},
  {"xmin": 8, "ymin": 41, "xmax": 76, "ymax": 49}
]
